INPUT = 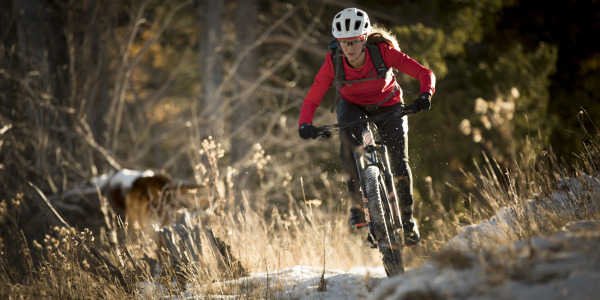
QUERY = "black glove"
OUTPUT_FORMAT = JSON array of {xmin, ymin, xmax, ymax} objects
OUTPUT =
[
  {"xmin": 298, "ymin": 123, "xmax": 318, "ymax": 139},
  {"xmin": 415, "ymin": 92, "xmax": 432, "ymax": 112}
]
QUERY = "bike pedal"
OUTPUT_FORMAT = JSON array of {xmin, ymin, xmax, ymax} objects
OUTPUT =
[{"xmin": 366, "ymin": 234, "xmax": 377, "ymax": 248}]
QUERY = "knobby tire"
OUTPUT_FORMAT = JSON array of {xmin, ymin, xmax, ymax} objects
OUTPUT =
[{"xmin": 363, "ymin": 166, "xmax": 404, "ymax": 276}]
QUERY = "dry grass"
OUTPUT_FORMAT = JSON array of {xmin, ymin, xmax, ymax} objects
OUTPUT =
[
  {"xmin": 432, "ymin": 118, "xmax": 600, "ymax": 275},
  {"xmin": 1, "ymin": 124, "xmax": 599, "ymax": 299},
  {"xmin": 0, "ymin": 135, "xmax": 384, "ymax": 299}
]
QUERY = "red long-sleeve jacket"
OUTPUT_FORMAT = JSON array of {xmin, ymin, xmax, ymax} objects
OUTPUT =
[{"xmin": 298, "ymin": 43, "xmax": 436, "ymax": 125}]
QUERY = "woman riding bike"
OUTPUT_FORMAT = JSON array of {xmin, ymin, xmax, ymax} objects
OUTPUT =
[{"xmin": 297, "ymin": 8, "xmax": 436, "ymax": 247}]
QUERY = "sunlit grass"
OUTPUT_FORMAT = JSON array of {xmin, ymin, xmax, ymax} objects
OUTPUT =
[{"xmin": 1, "ymin": 124, "xmax": 599, "ymax": 298}]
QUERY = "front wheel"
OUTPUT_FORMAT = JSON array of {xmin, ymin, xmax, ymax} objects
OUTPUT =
[{"xmin": 363, "ymin": 166, "xmax": 404, "ymax": 276}]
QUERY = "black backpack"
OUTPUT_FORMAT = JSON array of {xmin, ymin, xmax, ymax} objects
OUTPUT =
[{"xmin": 329, "ymin": 37, "xmax": 399, "ymax": 112}]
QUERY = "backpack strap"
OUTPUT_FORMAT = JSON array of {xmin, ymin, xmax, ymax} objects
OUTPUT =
[
  {"xmin": 364, "ymin": 43, "xmax": 401, "ymax": 111},
  {"xmin": 366, "ymin": 43, "xmax": 387, "ymax": 77},
  {"xmin": 331, "ymin": 47, "xmax": 346, "ymax": 112}
]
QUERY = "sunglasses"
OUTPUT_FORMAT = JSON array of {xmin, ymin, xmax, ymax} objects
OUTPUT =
[{"xmin": 337, "ymin": 35, "xmax": 366, "ymax": 47}]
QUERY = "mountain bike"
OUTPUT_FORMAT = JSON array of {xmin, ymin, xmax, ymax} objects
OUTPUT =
[{"xmin": 316, "ymin": 103, "xmax": 419, "ymax": 276}]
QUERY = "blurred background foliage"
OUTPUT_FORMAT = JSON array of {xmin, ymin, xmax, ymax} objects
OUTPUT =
[{"xmin": 1, "ymin": 0, "xmax": 599, "ymax": 236}]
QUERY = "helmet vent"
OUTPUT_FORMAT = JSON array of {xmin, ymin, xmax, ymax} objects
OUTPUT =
[{"xmin": 331, "ymin": 8, "xmax": 371, "ymax": 38}]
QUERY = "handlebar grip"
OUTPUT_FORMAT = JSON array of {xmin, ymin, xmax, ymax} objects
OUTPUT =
[
  {"xmin": 402, "ymin": 103, "xmax": 418, "ymax": 115},
  {"xmin": 316, "ymin": 127, "xmax": 332, "ymax": 138}
]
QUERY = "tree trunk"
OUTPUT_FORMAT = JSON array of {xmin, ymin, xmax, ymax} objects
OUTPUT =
[
  {"xmin": 230, "ymin": 0, "xmax": 259, "ymax": 164},
  {"xmin": 200, "ymin": 0, "xmax": 225, "ymax": 141},
  {"xmin": 13, "ymin": 0, "xmax": 68, "ymax": 102}
]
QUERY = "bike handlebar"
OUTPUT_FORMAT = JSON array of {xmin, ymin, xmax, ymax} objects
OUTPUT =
[{"xmin": 316, "ymin": 103, "xmax": 419, "ymax": 138}]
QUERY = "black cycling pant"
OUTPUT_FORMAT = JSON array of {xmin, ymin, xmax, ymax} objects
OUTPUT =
[{"xmin": 337, "ymin": 100, "xmax": 414, "ymax": 221}]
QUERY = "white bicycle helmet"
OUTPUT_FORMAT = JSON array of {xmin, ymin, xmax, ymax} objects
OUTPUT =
[{"xmin": 332, "ymin": 8, "xmax": 371, "ymax": 39}]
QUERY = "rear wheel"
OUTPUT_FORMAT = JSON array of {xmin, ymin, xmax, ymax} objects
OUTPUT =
[{"xmin": 363, "ymin": 166, "xmax": 404, "ymax": 276}]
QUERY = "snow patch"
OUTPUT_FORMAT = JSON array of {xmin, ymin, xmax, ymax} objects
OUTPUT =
[{"xmin": 371, "ymin": 220, "xmax": 600, "ymax": 300}]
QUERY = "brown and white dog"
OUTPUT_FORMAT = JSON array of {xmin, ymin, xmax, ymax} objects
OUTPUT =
[{"xmin": 95, "ymin": 169, "xmax": 200, "ymax": 237}]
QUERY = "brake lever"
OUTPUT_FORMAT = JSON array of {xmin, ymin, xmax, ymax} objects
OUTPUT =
[
  {"xmin": 316, "ymin": 126, "xmax": 332, "ymax": 139},
  {"xmin": 400, "ymin": 103, "xmax": 418, "ymax": 116}
]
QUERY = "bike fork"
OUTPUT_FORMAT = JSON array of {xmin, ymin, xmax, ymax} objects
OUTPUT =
[
  {"xmin": 354, "ymin": 151, "xmax": 378, "ymax": 248},
  {"xmin": 357, "ymin": 145, "xmax": 403, "ymax": 231},
  {"xmin": 379, "ymin": 146, "xmax": 403, "ymax": 230}
]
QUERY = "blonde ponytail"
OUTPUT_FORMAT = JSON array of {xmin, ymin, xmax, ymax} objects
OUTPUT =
[{"xmin": 367, "ymin": 24, "xmax": 400, "ymax": 51}]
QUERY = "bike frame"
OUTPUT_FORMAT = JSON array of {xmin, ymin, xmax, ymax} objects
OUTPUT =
[
  {"xmin": 353, "ymin": 122, "xmax": 403, "ymax": 238},
  {"xmin": 317, "ymin": 103, "xmax": 417, "ymax": 242}
]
